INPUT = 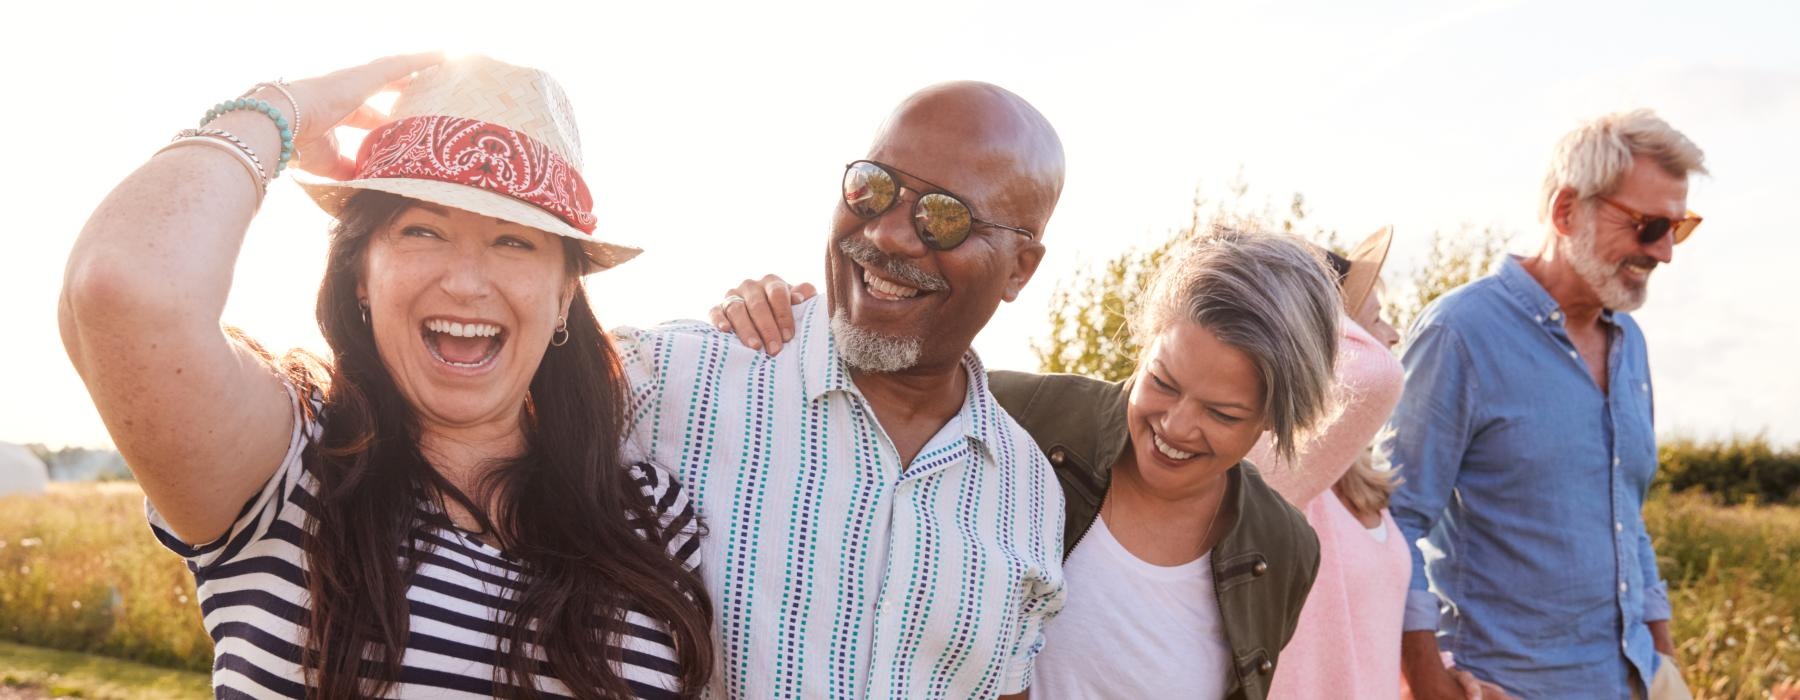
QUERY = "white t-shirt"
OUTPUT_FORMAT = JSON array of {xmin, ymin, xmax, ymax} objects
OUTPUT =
[{"xmin": 1031, "ymin": 516, "xmax": 1234, "ymax": 699}]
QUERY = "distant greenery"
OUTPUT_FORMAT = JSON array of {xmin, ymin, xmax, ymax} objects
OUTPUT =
[{"xmin": 1657, "ymin": 435, "xmax": 1800, "ymax": 506}]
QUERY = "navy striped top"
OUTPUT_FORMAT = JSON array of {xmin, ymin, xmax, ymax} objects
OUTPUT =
[{"xmin": 148, "ymin": 386, "xmax": 700, "ymax": 699}]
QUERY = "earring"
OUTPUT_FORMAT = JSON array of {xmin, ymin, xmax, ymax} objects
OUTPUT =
[
  {"xmin": 550, "ymin": 315, "xmax": 569, "ymax": 347},
  {"xmin": 358, "ymin": 299, "xmax": 370, "ymax": 325}
]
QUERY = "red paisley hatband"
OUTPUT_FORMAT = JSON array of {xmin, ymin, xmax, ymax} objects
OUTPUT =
[{"xmin": 352, "ymin": 115, "xmax": 596, "ymax": 233}]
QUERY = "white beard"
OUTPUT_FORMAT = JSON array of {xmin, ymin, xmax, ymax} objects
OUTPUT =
[
  {"xmin": 830, "ymin": 308, "xmax": 921, "ymax": 373},
  {"xmin": 1561, "ymin": 220, "xmax": 1648, "ymax": 312}
]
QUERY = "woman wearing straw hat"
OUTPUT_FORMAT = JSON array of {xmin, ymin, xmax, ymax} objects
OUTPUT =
[
  {"xmin": 1250, "ymin": 228, "xmax": 1482, "ymax": 699},
  {"xmin": 59, "ymin": 55, "xmax": 712, "ymax": 698}
]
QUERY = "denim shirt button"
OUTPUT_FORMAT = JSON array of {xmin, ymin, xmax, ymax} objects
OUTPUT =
[
  {"xmin": 1615, "ymin": 521, "xmax": 1623, "ymax": 533},
  {"xmin": 1619, "ymin": 581, "xmax": 1628, "ymax": 593}
]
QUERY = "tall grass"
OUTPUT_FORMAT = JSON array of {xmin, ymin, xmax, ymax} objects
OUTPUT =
[
  {"xmin": 1648, "ymin": 491, "xmax": 1800, "ymax": 697},
  {"xmin": 0, "ymin": 484, "xmax": 210, "ymax": 672}
]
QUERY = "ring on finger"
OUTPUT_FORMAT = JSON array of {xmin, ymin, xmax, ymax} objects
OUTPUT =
[{"xmin": 721, "ymin": 294, "xmax": 748, "ymax": 309}]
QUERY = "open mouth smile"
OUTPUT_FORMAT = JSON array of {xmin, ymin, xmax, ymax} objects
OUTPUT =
[{"xmin": 420, "ymin": 317, "xmax": 508, "ymax": 372}]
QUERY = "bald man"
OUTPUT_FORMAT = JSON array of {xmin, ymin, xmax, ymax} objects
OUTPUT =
[{"xmin": 616, "ymin": 82, "xmax": 1067, "ymax": 699}]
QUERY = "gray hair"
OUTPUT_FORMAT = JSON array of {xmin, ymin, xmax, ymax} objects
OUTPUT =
[
  {"xmin": 1539, "ymin": 109, "xmax": 1707, "ymax": 222},
  {"xmin": 1133, "ymin": 226, "xmax": 1342, "ymax": 465}
]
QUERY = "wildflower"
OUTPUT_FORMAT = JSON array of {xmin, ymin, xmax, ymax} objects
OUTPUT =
[
  {"xmin": 19, "ymin": 538, "xmax": 41, "ymax": 548},
  {"xmin": 71, "ymin": 600, "xmax": 81, "ymax": 610}
]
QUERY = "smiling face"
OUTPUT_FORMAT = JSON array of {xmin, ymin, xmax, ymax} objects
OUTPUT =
[
  {"xmin": 1124, "ymin": 320, "xmax": 1270, "ymax": 500},
  {"xmin": 824, "ymin": 82, "xmax": 1062, "ymax": 374},
  {"xmin": 1562, "ymin": 154, "xmax": 1688, "ymax": 312},
  {"xmin": 358, "ymin": 202, "xmax": 574, "ymax": 432}
]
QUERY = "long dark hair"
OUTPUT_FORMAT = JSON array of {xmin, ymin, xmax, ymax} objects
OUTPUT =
[{"xmin": 285, "ymin": 191, "xmax": 711, "ymax": 698}]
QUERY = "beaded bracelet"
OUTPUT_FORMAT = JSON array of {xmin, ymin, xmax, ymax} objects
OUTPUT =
[
  {"xmin": 201, "ymin": 97, "xmax": 293, "ymax": 176},
  {"xmin": 244, "ymin": 80, "xmax": 302, "ymax": 153}
]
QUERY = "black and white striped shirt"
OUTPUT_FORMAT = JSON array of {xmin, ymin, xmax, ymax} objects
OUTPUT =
[{"xmin": 149, "ymin": 387, "xmax": 700, "ymax": 699}]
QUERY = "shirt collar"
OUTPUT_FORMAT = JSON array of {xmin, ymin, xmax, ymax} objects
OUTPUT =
[
  {"xmin": 797, "ymin": 297, "xmax": 1009, "ymax": 462},
  {"xmin": 1495, "ymin": 254, "xmax": 1617, "ymax": 330}
]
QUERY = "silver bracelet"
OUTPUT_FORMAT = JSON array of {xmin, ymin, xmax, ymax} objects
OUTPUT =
[
  {"xmin": 156, "ymin": 136, "xmax": 268, "ymax": 202},
  {"xmin": 161, "ymin": 128, "xmax": 266, "ymax": 198},
  {"xmin": 247, "ymin": 80, "xmax": 302, "ymax": 144},
  {"xmin": 177, "ymin": 128, "xmax": 270, "ymax": 181}
]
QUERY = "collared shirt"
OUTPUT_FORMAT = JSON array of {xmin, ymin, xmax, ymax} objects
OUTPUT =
[
  {"xmin": 1385, "ymin": 256, "xmax": 1670, "ymax": 698},
  {"xmin": 615, "ymin": 297, "xmax": 1066, "ymax": 700}
]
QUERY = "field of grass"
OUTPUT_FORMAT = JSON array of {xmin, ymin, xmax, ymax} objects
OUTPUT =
[
  {"xmin": 0, "ymin": 640, "xmax": 208, "ymax": 700},
  {"xmin": 2, "ymin": 483, "xmax": 1796, "ymax": 697}
]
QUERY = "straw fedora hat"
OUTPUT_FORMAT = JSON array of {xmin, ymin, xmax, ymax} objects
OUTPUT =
[
  {"xmin": 297, "ymin": 56, "xmax": 639, "ymax": 272},
  {"xmin": 1340, "ymin": 226, "xmax": 1394, "ymax": 317}
]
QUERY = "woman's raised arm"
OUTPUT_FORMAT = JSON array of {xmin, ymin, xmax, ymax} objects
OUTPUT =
[{"xmin": 59, "ymin": 54, "xmax": 440, "ymax": 545}]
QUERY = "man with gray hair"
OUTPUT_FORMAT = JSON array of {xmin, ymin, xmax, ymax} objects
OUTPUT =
[
  {"xmin": 615, "ymin": 82, "xmax": 1066, "ymax": 699},
  {"xmin": 1388, "ymin": 110, "xmax": 1705, "ymax": 700}
]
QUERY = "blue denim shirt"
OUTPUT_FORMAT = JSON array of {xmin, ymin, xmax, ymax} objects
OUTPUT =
[{"xmin": 1385, "ymin": 256, "xmax": 1670, "ymax": 698}]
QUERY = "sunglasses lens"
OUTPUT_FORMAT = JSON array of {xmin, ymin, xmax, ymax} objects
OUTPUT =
[
  {"xmin": 1639, "ymin": 218, "xmax": 1673, "ymax": 244},
  {"xmin": 844, "ymin": 162, "xmax": 898, "ymax": 219},
  {"xmin": 915, "ymin": 193, "xmax": 973, "ymax": 249}
]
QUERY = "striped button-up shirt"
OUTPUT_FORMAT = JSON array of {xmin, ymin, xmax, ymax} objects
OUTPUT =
[{"xmin": 616, "ymin": 297, "xmax": 1066, "ymax": 700}]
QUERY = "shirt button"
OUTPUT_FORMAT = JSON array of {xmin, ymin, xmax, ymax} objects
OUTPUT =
[
  {"xmin": 1616, "ymin": 521, "xmax": 1624, "ymax": 533},
  {"xmin": 1620, "ymin": 581, "xmax": 1628, "ymax": 593},
  {"xmin": 1550, "ymin": 311, "xmax": 1562, "ymax": 321},
  {"xmin": 1252, "ymin": 561, "xmax": 1269, "ymax": 577},
  {"xmin": 1258, "ymin": 659, "xmax": 1274, "ymax": 675},
  {"xmin": 1569, "ymin": 350, "xmax": 1579, "ymax": 360},
  {"xmin": 1623, "ymin": 640, "xmax": 1631, "ymax": 654},
  {"xmin": 1049, "ymin": 448, "xmax": 1066, "ymax": 465},
  {"xmin": 1535, "ymin": 315, "xmax": 1544, "ymax": 323},
  {"xmin": 1614, "ymin": 456, "xmax": 1621, "ymax": 467}
]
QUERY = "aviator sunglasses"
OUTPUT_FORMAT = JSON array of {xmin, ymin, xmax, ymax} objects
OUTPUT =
[
  {"xmin": 1597, "ymin": 196, "xmax": 1703, "ymax": 245},
  {"xmin": 841, "ymin": 160, "xmax": 1037, "ymax": 250}
]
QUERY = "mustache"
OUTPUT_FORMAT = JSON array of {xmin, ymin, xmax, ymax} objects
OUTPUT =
[{"xmin": 837, "ymin": 237, "xmax": 949, "ymax": 291}]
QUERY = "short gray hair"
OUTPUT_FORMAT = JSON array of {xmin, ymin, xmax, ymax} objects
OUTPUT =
[
  {"xmin": 1133, "ymin": 226, "xmax": 1341, "ymax": 464},
  {"xmin": 1539, "ymin": 109, "xmax": 1707, "ymax": 222}
]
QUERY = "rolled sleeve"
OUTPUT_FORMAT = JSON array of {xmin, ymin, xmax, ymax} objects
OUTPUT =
[
  {"xmin": 1000, "ymin": 574, "xmax": 1065, "ymax": 694},
  {"xmin": 1384, "ymin": 322, "xmax": 1478, "ymax": 633}
]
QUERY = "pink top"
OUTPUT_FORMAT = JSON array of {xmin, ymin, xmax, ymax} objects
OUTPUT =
[{"xmin": 1249, "ymin": 314, "xmax": 1412, "ymax": 699}]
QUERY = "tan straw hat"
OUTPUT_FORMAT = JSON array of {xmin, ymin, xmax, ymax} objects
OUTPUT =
[
  {"xmin": 1340, "ymin": 226, "xmax": 1394, "ymax": 316},
  {"xmin": 297, "ymin": 56, "xmax": 639, "ymax": 272}
]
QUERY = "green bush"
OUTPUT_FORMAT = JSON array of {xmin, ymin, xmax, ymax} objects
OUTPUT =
[{"xmin": 1657, "ymin": 435, "xmax": 1800, "ymax": 506}]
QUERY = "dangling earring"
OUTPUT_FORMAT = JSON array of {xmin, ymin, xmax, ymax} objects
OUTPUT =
[
  {"xmin": 550, "ymin": 315, "xmax": 569, "ymax": 347},
  {"xmin": 358, "ymin": 299, "xmax": 370, "ymax": 325}
]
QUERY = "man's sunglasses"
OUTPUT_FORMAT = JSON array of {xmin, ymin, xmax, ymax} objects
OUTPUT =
[
  {"xmin": 1597, "ymin": 196, "xmax": 1703, "ymax": 245},
  {"xmin": 841, "ymin": 160, "xmax": 1036, "ymax": 251}
]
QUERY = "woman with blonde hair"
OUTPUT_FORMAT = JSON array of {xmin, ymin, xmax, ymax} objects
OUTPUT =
[{"xmin": 1253, "ymin": 228, "xmax": 1481, "ymax": 700}]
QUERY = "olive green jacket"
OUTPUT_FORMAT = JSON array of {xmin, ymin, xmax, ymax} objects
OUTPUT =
[{"xmin": 988, "ymin": 370, "xmax": 1320, "ymax": 700}]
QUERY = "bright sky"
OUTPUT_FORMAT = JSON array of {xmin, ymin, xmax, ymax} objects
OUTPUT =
[{"xmin": 4, "ymin": 0, "xmax": 1797, "ymax": 449}]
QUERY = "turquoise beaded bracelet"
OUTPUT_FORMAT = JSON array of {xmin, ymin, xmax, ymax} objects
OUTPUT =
[{"xmin": 201, "ymin": 98, "xmax": 293, "ymax": 177}]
